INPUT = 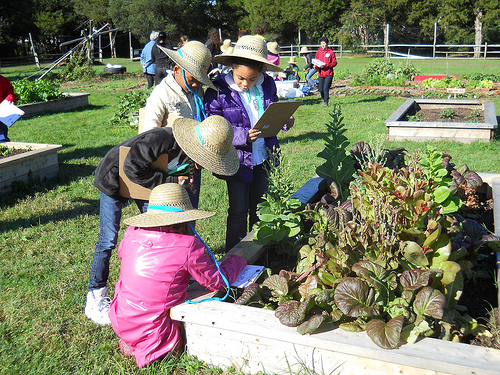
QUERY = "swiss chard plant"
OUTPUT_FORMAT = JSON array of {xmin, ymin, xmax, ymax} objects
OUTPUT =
[
  {"xmin": 243, "ymin": 107, "xmax": 500, "ymax": 349},
  {"xmin": 252, "ymin": 151, "xmax": 303, "ymax": 256}
]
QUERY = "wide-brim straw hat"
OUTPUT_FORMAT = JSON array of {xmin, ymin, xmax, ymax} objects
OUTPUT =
[
  {"xmin": 300, "ymin": 46, "xmax": 309, "ymax": 54},
  {"xmin": 213, "ymin": 35, "xmax": 283, "ymax": 72},
  {"xmin": 158, "ymin": 41, "xmax": 216, "ymax": 90},
  {"xmin": 289, "ymin": 56, "xmax": 296, "ymax": 64},
  {"xmin": 124, "ymin": 183, "xmax": 215, "ymax": 227},
  {"xmin": 267, "ymin": 41, "xmax": 280, "ymax": 55},
  {"xmin": 172, "ymin": 115, "xmax": 239, "ymax": 176},
  {"xmin": 220, "ymin": 39, "xmax": 232, "ymax": 53},
  {"xmin": 225, "ymin": 46, "xmax": 234, "ymax": 55}
]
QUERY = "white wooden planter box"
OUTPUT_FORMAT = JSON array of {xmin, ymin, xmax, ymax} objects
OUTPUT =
[
  {"xmin": 384, "ymin": 99, "xmax": 498, "ymax": 143},
  {"xmin": 171, "ymin": 174, "xmax": 500, "ymax": 375},
  {"xmin": 0, "ymin": 142, "xmax": 63, "ymax": 195},
  {"xmin": 18, "ymin": 93, "xmax": 89, "ymax": 118}
]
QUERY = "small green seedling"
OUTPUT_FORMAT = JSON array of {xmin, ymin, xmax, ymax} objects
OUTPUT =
[{"xmin": 440, "ymin": 109, "xmax": 455, "ymax": 119}]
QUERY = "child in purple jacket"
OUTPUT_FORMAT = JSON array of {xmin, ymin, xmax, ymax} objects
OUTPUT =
[{"xmin": 204, "ymin": 35, "xmax": 294, "ymax": 252}]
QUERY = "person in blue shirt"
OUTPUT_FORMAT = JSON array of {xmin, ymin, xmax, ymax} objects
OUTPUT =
[{"xmin": 140, "ymin": 31, "xmax": 159, "ymax": 89}]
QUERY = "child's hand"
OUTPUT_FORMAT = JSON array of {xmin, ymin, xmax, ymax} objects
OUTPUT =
[
  {"xmin": 178, "ymin": 176, "xmax": 189, "ymax": 187},
  {"xmin": 247, "ymin": 128, "xmax": 262, "ymax": 143},
  {"xmin": 282, "ymin": 116, "xmax": 295, "ymax": 131}
]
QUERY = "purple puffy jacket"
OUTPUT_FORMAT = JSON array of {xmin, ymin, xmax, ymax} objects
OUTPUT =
[
  {"xmin": 204, "ymin": 72, "xmax": 280, "ymax": 183},
  {"xmin": 109, "ymin": 225, "xmax": 246, "ymax": 367}
]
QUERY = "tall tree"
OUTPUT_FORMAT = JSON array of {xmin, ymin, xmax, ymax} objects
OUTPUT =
[{"xmin": 108, "ymin": 0, "xmax": 214, "ymax": 44}]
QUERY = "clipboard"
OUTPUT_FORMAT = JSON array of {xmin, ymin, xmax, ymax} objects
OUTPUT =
[
  {"xmin": 118, "ymin": 146, "xmax": 169, "ymax": 200},
  {"xmin": 252, "ymin": 100, "xmax": 302, "ymax": 138}
]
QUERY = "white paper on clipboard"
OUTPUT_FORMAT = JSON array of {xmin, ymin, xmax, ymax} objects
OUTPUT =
[
  {"xmin": 252, "ymin": 100, "xmax": 302, "ymax": 138},
  {"xmin": 312, "ymin": 58, "xmax": 325, "ymax": 67},
  {"xmin": 190, "ymin": 264, "xmax": 264, "ymax": 288}
]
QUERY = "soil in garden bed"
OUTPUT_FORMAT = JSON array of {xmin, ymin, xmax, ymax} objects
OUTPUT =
[
  {"xmin": 404, "ymin": 105, "xmax": 485, "ymax": 123},
  {"xmin": 0, "ymin": 146, "xmax": 31, "ymax": 159}
]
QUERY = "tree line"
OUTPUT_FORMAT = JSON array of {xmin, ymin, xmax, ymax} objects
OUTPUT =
[{"xmin": 1, "ymin": 0, "xmax": 499, "ymax": 57}]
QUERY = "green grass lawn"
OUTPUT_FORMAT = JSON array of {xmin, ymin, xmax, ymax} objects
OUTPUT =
[{"xmin": 0, "ymin": 57, "xmax": 499, "ymax": 374}]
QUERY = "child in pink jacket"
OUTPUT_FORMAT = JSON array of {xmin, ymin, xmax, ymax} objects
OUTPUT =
[{"xmin": 109, "ymin": 183, "xmax": 247, "ymax": 367}]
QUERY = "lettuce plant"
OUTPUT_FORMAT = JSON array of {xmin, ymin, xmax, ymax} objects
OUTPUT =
[{"xmin": 242, "ymin": 114, "xmax": 500, "ymax": 350}]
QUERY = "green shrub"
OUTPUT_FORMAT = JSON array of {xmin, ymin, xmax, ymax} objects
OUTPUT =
[
  {"xmin": 12, "ymin": 79, "xmax": 65, "ymax": 104},
  {"xmin": 363, "ymin": 58, "xmax": 395, "ymax": 77},
  {"xmin": 109, "ymin": 89, "xmax": 151, "ymax": 127},
  {"xmin": 334, "ymin": 69, "xmax": 352, "ymax": 80},
  {"xmin": 59, "ymin": 50, "xmax": 96, "ymax": 81},
  {"xmin": 395, "ymin": 61, "xmax": 420, "ymax": 80}
]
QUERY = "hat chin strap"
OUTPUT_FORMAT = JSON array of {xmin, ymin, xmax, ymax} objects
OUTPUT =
[
  {"xmin": 178, "ymin": 48, "xmax": 206, "ymax": 122},
  {"xmin": 186, "ymin": 223, "xmax": 231, "ymax": 304}
]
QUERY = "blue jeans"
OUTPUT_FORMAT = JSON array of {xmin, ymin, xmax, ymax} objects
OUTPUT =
[
  {"xmin": 88, "ymin": 192, "xmax": 148, "ymax": 291},
  {"xmin": 305, "ymin": 69, "xmax": 316, "ymax": 88},
  {"xmin": 318, "ymin": 75, "xmax": 333, "ymax": 105},
  {"xmin": 225, "ymin": 163, "xmax": 268, "ymax": 252}
]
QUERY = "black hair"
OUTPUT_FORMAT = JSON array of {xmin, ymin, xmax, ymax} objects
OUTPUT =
[
  {"xmin": 188, "ymin": 158, "xmax": 198, "ymax": 195},
  {"xmin": 253, "ymin": 26, "xmax": 264, "ymax": 35},
  {"xmin": 319, "ymin": 36, "xmax": 329, "ymax": 44},
  {"xmin": 230, "ymin": 56, "xmax": 265, "ymax": 72}
]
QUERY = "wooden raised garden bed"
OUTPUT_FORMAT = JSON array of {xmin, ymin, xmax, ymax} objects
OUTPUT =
[
  {"xmin": 384, "ymin": 99, "xmax": 498, "ymax": 143},
  {"xmin": 0, "ymin": 142, "xmax": 63, "ymax": 195},
  {"xmin": 18, "ymin": 93, "xmax": 89, "ymax": 118},
  {"xmin": 170, "ymin": 175, "xmax": 500, "ymax": 375}
]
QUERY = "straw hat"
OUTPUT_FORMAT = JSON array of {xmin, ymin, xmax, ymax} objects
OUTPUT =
[
  {"xmin": 157, "ymin": 41, "xmax": 216, "ymax": 90},
  {"xmin": 289, "ymin": 56, "xmax": 296, "ymax": 64},
  {"xmin": 300, "ymin": 46, "xmax": 309, "ymax": 54},
  {"xmin": 172, "ymin": 115, "xmax": 239, "ymax": 176},
  {"xmin": 225, "ymin": 46, "xmax": 234, "ymax": 55},
  {"xmin": 220, "ymin": 39, "xmax": 232, "ymax": 53},
  {"xmin": 124, "ymin": 183, "xmax": 215, "ymax": 227},
  {"xmin": 213, "ymin": 35, "xmax": 283, "ymax": 72},
  {"xmin": 267, "ymin": 41, "xmax": 280, "ymax": 55}
]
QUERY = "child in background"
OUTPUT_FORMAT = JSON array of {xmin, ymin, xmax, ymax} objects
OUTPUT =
[
  {"xmin": 300, "ymin": 46, "xmax": 317, "ymax": 92},
  {"xmin": 266, "ymin": 41, "xmax": 281, "ymax": 80},
  {"xmin": 284, "ymin": 56, "xmax": 300, "ymax": 81},
  {"xmin": 85, "ymin": 115, "xmax": 239, "ymax": 326},
  {"xmin": 109, "ymin": 183, "xmax": 247, "ymax": 367},
  {"xmin": 204, "ymin": 35, "xmax": 294, "ymax": 252},
  {"xmin": 142, "ymin": 40, "xmax": 215, "ymax": 132}
]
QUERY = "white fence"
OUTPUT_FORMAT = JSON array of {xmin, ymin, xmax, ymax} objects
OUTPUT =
[{"xmin": 280, "ymin": 43, "xmax": 500, "ymax": 59}]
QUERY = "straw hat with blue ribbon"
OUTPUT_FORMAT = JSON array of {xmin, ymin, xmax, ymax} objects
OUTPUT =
[
  {"xmin": 213, "ymin": 35, "xmax": 283, "ymax": 73},
  {"xmin": 157, "ymin": 41, "xmax": 216, "ymax": 90},
  {"xmin": 172, "ymin": 115, "xmax": 239, "ymax": 176},
  {"xmin": 124, "ymin": 183, "xmax": 215, "ymax": 227}
]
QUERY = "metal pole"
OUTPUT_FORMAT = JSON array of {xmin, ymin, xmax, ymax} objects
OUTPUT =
[
  {"xmin": 129, "ymin": 31, "xmax": 133, "ymax": 60},
  {"xmin": 433, "ymin": 23, "xmax": 437, "ymax": 59},
  {"xmin": 99, "ymin": 34, "xmax": 102, "ymax": 62},
  {"xmin": 29, "ymin": 33, "xmax": 40, "ymax": 68}
]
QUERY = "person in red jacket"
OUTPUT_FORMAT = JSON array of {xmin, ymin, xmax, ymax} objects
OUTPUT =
[
  {"xmin": 314, "ymin": 37, "xmax": 337, "ymax": 107},
  {"xmin": 0, "ymin": 75, "xmax": 18, "ymax": 142}
]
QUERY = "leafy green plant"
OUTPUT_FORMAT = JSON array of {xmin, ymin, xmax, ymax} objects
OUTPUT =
[
  {"xmin": 440, "ymin": 109, "xmax": 455, "ymax": 119},
  {"xmin": 59, "ymin": 49, "xmax": 96, "ymax": 81},
  {"xmin": 421, "ymin": 77, "xmax": 463, "ymax": 89},
  {"xmin": 252, "ymin": 151, "xmax": 303, "ymax": 256},
  {"xmin": 315, "ymin": 105, "xmax": 356, "ymax": 200},
  {"xmin": 395, "ymin": 61, "xmax": 420, "ymax": 80},
  {"xmin": 334, "ymin": 69, "xmax": 352, "ymax": 80},
  {"xmin": 363, "ymin": 58, "xmax": 395, "ymax": 77},
  {"xmin": 12, "ymin": 79, "xmax": 65, "ymax": 104},
  {"xmin": 240, "ymin": 116, "xmax": 500, "ymax": 350},
  {"xmin": 406, "ymin": 112, "xmax": 422, "ymax": 122},
  {"xmin": 109, "ymin": 89, "xmax": 151, "ymax": 127}
]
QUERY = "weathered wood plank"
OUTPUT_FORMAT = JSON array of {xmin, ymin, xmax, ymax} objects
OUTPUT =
[{"xmin": 172, "ymin": 302, "xmax": 500, "ymax": 375}]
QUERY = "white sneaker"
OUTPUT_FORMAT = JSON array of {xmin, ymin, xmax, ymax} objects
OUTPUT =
[{"xmin": 85, "ymin": 286, "xmax": 111, "ymax": 325}]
